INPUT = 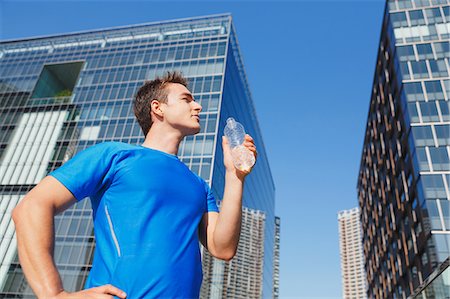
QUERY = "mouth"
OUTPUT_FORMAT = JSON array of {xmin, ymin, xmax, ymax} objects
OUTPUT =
[{"xmin": 192, "ymin": 115, "xmax": 200, "ymax": 121}]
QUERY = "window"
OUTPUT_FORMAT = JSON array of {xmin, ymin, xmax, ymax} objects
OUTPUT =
[
  {"xmin": 401, "ymin": 62, "xmax": 411, "ymax": 80},
  {"xmin": 421, "ymin": 174, "xmax": 446, "ymax": 199},
  {"xmin": 80, "ymin": 126, "xmax": 101, "ymax": 141},
  {"xmin": 397, "ymin": 45, "xmax": 415, "ymax": 61},
  {"xmin": 420, "ymin": 102, "xmax": 439, "ymax": 122},
  {"xmin": 416, "ymin": 43, "xmax": 434, "ymax": 60},
  {"xmin": 438, "ymin": 101, "xmax": 449, "ymax": 121},
  {"xmin": 408, "ymin": 102, "xmax": 420, "ymax": 123},
  {"xmin": 391, "ymin": 12, "xmax": 408, "ymax": 28},
  {"xmin": 440, "ymin": 200, "xmax": 450, "ymax": 229},
  {"xmin": 435, "ymin": 125, "xmax": 450, "ymax": 146},
  {"xmin": 429, "ymin": 147, "xmax": 450, "ymax": 171},
  {"xmin": 443, "ymin": 5, "xmax": 450, "ymax": 22},
  {"xmin": 414, "ymin": 0, "xmax": 430, "ymax": 7},
  {"xmin": 415, "ymin": 147, "xmax": 430, "ymax": 171},
  {"xmin": 412, "ymin": 125, "xmax": 434, "ymax": 146},
  {"xmin": 424, "ymin": 81, "xmax": 445, "ymax": 101},
  {"xmin": 411, "ymin": 60, "xmax": 429, "ymax": 79},
  {"xmin": 409, "ymin": 10, "xmax": 426, "ymax": 25},
  {"xmin": 404, "ymin": 82, "xmax": 425, "ymax": 102},
  {"xmin": 444, "ymin": 80, "xmax": 450, "ymax": 98},
  {"xmin": 429, "ymin": 60, "xmax": 448, "ymax": 77},
  {"xmin": 434, "ymin": 42, "xmax": 450, "ymax": 59},
  {"xmin": 425, "ymin": 8, "xmax": 443, "ymax": 23},
  {"xmin": 397, "ymin": 0, "xmax": 413, "ymax": 9}
]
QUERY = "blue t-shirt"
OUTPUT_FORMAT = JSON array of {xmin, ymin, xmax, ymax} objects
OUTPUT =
[{"xmin": 49, "ymin": 141, "xmax": 219, "ymax": 299}]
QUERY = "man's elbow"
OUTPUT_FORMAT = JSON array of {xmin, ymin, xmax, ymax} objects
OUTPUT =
[
  {"xmin": 12, "ymin": 198, "xmax": 37, "ymax": 225},
  {"xmin": 11, "ymin": 205, "xmax": 23, "ymax": 224},
  {"xmin": 213, "ymin": 248, "xmax": 237, "ymax": 262}
]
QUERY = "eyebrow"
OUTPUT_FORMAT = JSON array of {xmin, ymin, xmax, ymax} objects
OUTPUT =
[{"xmin": 180, "ymin": 93, "xmax": 194, "ymax": 100}]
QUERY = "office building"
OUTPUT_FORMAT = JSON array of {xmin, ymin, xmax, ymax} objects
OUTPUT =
[
  {"xmin": 357, "ymin": 0, "xmax": 449, "ymax": 298},
  {"xmin": 0, "ymin": 14, "xmax": 277, "ymax": 298}
]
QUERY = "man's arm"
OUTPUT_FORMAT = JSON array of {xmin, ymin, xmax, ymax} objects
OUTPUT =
[
  {"xmin": 198, "ymin": 134, "xmax": 257, "ymax": 261},
  {"xmin": 12, "ymin": 176, "xmax": 126, "ymax": 299}
]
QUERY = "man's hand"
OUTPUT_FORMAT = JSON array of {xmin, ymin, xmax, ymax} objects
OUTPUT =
[
  {"xmin": 49, "ymin": 284, "xmax": 126, "ymax": 299},
  {"xmin": 222, "ymin": 134, "xmax": 258, "ymax": 180}
]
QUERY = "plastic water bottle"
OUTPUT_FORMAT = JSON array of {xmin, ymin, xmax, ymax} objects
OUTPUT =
[{"xmin": 224, "ymin": 117, "xmax": 255, "ymax": 172}]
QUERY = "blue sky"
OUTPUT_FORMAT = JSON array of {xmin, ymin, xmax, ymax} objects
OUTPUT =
[{"xmin": 1, "ymin": 0, "xmax": 386, "ymax": 297}]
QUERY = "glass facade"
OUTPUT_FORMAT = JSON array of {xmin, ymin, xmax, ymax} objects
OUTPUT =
[
  {"xmin": 358, "ymin": 0, "xmax": 449, "ymax": 298},
  {"xmin": 0, "ymin": 14, "xmax": 276, "ymax": 298},
  {"xmin": 411, "ymin": 257, "xmax": 449, "ymax": 298}
]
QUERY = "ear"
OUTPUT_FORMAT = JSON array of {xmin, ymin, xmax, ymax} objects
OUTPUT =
[{"xmin": 150, "ymin": 99, "xmax": 164, "ymax": 118}]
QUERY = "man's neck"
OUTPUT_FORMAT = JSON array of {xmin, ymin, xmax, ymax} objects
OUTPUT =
[{"xmin": 141, "ymin": 125, "xmax": 184, "ymax": 156}]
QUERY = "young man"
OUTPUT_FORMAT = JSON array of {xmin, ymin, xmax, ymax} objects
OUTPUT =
[{"xmin": 12, "ymin": 71, "xmax": 257, "ymax": 299}]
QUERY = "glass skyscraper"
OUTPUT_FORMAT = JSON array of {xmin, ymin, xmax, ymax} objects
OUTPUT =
[
  {"xmin": 0, "ymin": 14, "xmax": 277, "ymax": 298},
  {"xmin": 357, "ymin": 0, "xmax": 449, "ymax": 298}
]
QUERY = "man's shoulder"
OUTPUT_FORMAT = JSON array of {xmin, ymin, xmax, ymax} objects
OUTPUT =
[
  {"xmin": 78, "ymin": 142, "xmax": 141, "ymax": 163},
  {"xmin": 89, "ymin": 141, "xmax": 138, "ymax": 153}
]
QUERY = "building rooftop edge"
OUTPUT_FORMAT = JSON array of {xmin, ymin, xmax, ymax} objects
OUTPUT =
[{"xmin": 0, "ymin": 13, "xmax": 232, "ymax": 44}]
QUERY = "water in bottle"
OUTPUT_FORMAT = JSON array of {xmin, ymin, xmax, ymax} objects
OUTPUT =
[{"xmin": 224, "ymin": 117, "xmax": 255, "ymax": 172}]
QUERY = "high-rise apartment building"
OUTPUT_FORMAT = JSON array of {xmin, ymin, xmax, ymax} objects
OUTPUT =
[
  {"xmin": 201, "ymin": 207, "xmax": 266, "ymax": 299},
  {"xmin": 357, "ymin": 0, "xmax": 449, "ymax": 298},
  {"xmin": 0, "ymin": 14, "xmax": 277, "ymax": 298},
  {"xmin": 273, "ymin": 216, "xmax": 280, "ymax": 299},
  {"xmin": 338, "ymin": 208, "xmax": 367, "ymax": 299}
]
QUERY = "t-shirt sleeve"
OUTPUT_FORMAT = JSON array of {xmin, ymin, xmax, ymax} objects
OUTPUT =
[
  {"xmin": 49, "ymin": 142, "xmax": 120, "ymax": 201},
  {"xmin": 202, "ymin": 179, "xmax": 220, "ymax": 213}
]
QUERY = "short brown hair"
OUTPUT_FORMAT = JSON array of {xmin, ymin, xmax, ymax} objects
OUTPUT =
[{"xmin": 133, "ymin": 71, "xmax": 188, "ymax": 136}]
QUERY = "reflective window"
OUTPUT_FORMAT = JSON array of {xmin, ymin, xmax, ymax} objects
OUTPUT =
[
  {"xmin": 391, "ymin": 12, "xmax": 408, "ymax": 28},
  {"xmin": 429, "ymin": 60, "xmax": 448, "ymax": 77},
  {"xmin": 412, "ymin": 125, "xmax": 434, "ymax": 146},
  {"xmin": 421, "ymin": 174, "xmax": 446, "ymax": 199},
  {"xmin": 400, "ymin": 62, "xmax": 411, "ymax": 80},
  {"xmin": 424, "ymin": 7, "xmax": 443, "ymax": 23},
  {"xmin": 397, "ymin": 0, "xmax": 413, "ymax": 9},
  {"xmin": 424, "ymin": 81, "xmax": 445, "ymax": 101},
  {"xmin": 429, "ymin": 147, "xmax": 450, "ymax": 171},
  {"xmin": 438, "ymin": 101, "xmax": 449, "ymax": 121},
  {"xmin": 440, "ymin": 200, "xmax": 450, "ymax": 229},
  {"xmin": 404, "ymin": 82, "xmax": 426, "ymax": 102},
  {"xmin": 420, "ymin": 102, "xmax": 440, "ymax": 122},
  {"xmin": 435, "ymin": 125, "xmax": 450, "ymax": 145},
  {"xmin": 444, "ymin": 80, "xmax": 450, "ymax": 97},
  {"xmin": 416, "ymin": 43, "xmax": 434, "ymax": 60},
  {"xmin": 397, "ymin": 45, "xmax": 415, "ymax": 61},
  {"xmin": 414, "ymin": 0, "xmax": 431, "ymax": 7},
  {"xmin": 416, "ymin": 147, "xmax": 430, "ymax": 171},
  {"xmin": 434, "ymin": 42, "xmax": 450, "ymax": 59},
  {"xmin": 411, "ymin": 60, "xmax": 429, "ymax": 79},
  {"xmin": 408, "ymin": 102, "xmax": 420, "ymax": 123},
  {"xmin": 443, "ymin": 5, "xmax": 450, "ymax": 22},
  {"xmin": 409, "ymin": 10, "xmax": 426, "ymax": 25},
  {"xmin": 425, "ymin": 199, "xmax": 442, "ymax": 229}
]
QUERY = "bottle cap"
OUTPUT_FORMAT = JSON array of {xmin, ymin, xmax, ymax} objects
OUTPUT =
[{"xmin": 226, "ymin": 117, "xmax": 236, "ymax": 129}]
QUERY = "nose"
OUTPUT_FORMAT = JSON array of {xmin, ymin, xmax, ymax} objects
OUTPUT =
[{"xmin": 192, "ymin": 101, "xmax": 202, "ymax": 113}]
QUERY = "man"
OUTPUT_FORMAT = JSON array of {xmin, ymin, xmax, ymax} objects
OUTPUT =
[{"xmin": 12, "ymin": 71, "xmax": 257, "ymax": 299}]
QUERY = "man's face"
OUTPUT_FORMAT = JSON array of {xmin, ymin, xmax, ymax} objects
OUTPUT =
[{"xmin": 161, "ymin": 83, "xmax": 202, "ymax": 136}]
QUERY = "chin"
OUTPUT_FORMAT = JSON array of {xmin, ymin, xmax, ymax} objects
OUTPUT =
[{"xmin": 183, "ymin": 126, "xmax": 201, "ymax": 136}]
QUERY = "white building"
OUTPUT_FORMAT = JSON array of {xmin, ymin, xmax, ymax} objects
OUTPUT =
[{"xmin": 338, "ymin": 207, "xmax": 367, "ymax": 299}]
